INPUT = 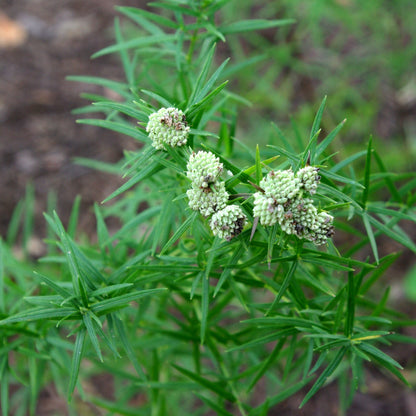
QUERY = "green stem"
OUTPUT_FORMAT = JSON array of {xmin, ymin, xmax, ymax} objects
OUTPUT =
[
  {"xmin": 186, "ymin": 28, "xmax": 199, "ymax": 64},
  {"xmin": 207, "ymin": 337, "xmax": 248, "ymax": 416}
]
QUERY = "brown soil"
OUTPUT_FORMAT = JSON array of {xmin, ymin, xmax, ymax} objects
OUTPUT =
[
  {"xmin": 0, "ymin": 0, "xmax": 145, "ymax": 239},
  {"xmin": 1, "ymin": 1, "xmax": 416, "ymax": 415}
]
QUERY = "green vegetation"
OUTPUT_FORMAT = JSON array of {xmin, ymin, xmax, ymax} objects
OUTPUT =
[{"xmin": 1, "ymin": 1, "xmax": 416, "ymax": 415}]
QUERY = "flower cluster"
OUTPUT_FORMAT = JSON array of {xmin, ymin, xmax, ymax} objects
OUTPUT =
[
  {"xmin": 253, "ymin": 166, "xmax": 334, "ymax": 245},
  {"xmin": 186, "ymin": 151, "xmax": 223, "ymax": 188},
  {"xmin": 210, "ymin": 205, "xmax": 247, "ymax": 241},
  {"xmin": 186, "ymin": 150, "xmax": 246, "ymax": 241},
  {"xmin": 146, "ymin": 107, "xmax": 190, "ymax": 150},
  {"xmin": 187, "ymin": 181, "xmax": 228, "ymax": 217}
]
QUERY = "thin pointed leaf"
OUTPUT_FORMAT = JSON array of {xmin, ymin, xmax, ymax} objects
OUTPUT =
[
  {"xmin": 201, "ymin": 238, "xmax": 220, "ymax": 344},
  {"xmin": 114, "ymin": 18, "xmax": 135, "ymax": 85},
  {"xmin": 344, "ymin": 272, "xmax": 355, "ymax": 337},
  {"xmin": 113, "ymin": 314, "xmax": 147, "ymax": 379},
  {"xmin": 0, "ymin": 307, "xmax": 79, "ymax": 325},
  {"xmin": 193, "ymin": 58, "xmax": 230, "ymax": 106},
  {"xmin": 172, "ymin": 364, "xmax": 236, "ymax": 403},
  {"xmin": 33, "ymin": 272, "xmax": 74, "ymax": 300},
  {"xmin": 92, "ymin": 102, "xmax": 148, "ymax": 122},
  {"xmin": 0, "ymin": 358, "xmax": 8, "ymax": 416},
  {"xmin": 315, "ymin": 118, "xmax": 346, "ymax": 159},
  {"xmin": 91, "ymin": 34, "xmax": 178, "ymax": 58},
  {"xmin": 358, "ymin": 342, "xmax": 403, "ymax": 369},
  {"xmin": 195, "ymin": 394, "xmax": 234, "ymax": 416},
  {"xmin": 76, "ymin": 119, "xmax": 150, "ymax": 143},
  {"xmin": 300, "ymin": 346, "xmax": 347, "ymax": 408},
  {"xmin": 219, "ymin": 18, "xmax": 294, "ymax": 34},
  {"xmin": 67, "ymin": 195, "xmax": 81, "ymax": 239},
  {"xmin": 187, "ymin": 81, "xmax": 229, "ymax": 118},
  {"xmin": 161, "ymin": 211, "xmax": 198, "ymax": 254},
  {"xmin": 188, "ymin": 44, "xmax": 216, "ymax": 107},
  {"xmin": 89, "ymin": 284, "xmax": 133, "ymax": 298},
  {"xmin": 362, "ymin": 213, "xmax": 379, "ymax": 264},
  {"xmin": 362, "ymin": 137, "xmax": 373, "ymax": 208},
  {"xmin": 83, "ymin": 312, "xmax": 103, "ymax": 362},
  {"xmin": 140, "ymin": 89, "xmax": 173, "ymax": 108},
  {"xmin": 90, "ymin": 288, "xmax": 166, "ymax": 315},
  {"xmin": 310, "ymin": 96, "xmax": 326, "ymax": 140},
  {"xmin": 368, "ymin": 214, "xmax": 416, "ymax": 253},
  {"xmin": 102, "ymin": 160, "xmax": 165, "ymax": 203},
  {"xmin": 151, "ymin": 194, "xmax": 174, "ymax": 255},
  {"xmin": 320, "ymin": 169, "xmax": 364, "ymax": 188},
  {"xmin": 255, "ymin": 144, "xmax": 262, "ymax": 185},
  {"xmin": 68, "ymin": 328, "xmax": 86, "ymax": 400},
  {"xmin": 248, "ymin": 337, "xmax": 286, "ymax": 391},
  {"xmin": 309, "ymin": 96, "xmax": 327, "ymax": 163},
  {"xmin": 269, "ymin": 261, "xmax": 297, "ymax": 311},
  {"xmin": 250, "ymin": 377, "xmax": 313, "ymax": 416},
  {"xmin": 117, "ymin": 7, "xmax": 179, "ymax": 30},
  {"xmin": 148, "ymin": 2, "xmax": 200, "ymax": 16},
  {"xmin": 214, "ymin": 242, "xmax": 245, "ymax": 296},
  {"xmin": 6, "ymin": 199, "xmax": 24, "ymax": 246},
  {"xmin": 67, "ymin": 75, "xmax": 131, "ymax": 99}
]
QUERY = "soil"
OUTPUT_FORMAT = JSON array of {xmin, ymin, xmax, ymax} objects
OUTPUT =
[
  {"xmin": 1, "ymin": 1, "xmax": 416, "ymax": 415},
  {"xmin": 0, "ymin": 0, "xmax": 146, "ymax": 239}
]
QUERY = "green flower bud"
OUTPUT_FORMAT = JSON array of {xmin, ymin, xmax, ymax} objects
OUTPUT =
[
  {"xmin": 253, "ymin": 192, "xmax": 283, "ymax": 226},
  {"xmin": 186, "ymin": 151, "xmax": 224, "ymax": 188},
  {"xmin": 285, "ymin": 198, "xmax": 318, "ymax": 237},
  {"xmin": 307, "ymin": 211, "xmax": 335, "ymax": 245},
  {"xmin": 260, "ymin": 170, "xmax": 301, "ymax": 204},
  {"xmin": 297, "ymin": 166, "xmax": 321, "ymax": 195},
  {"xmin": 187, "ymin": 181, "xmax": 228, "ymax": 217},
  {"xmin": 146, "ymin": 107, "xmax": 190, "ymax": 150},
  {"xmin": 210, "ymin": 205, "xmax": 247, "ymax": 241},
  {"xmin": 253, "ymin": 167, "xmax": 334, "ymax": 245}
]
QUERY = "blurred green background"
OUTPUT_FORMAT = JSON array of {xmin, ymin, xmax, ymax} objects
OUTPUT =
[{"xmin": 218, "ymin": 0, "xmax": 416, "ymax": 170}]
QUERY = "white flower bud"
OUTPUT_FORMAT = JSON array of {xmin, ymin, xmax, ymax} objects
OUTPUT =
[
  {"xmin": 297, "ymin": 166, "xmax": 321, "ymax": 195},
  {"xmin": 253, "ymin": 167, "xmax": 333, "ymax": 245},
  {"xmin": 253, "ymin": 192, "xmax": 282, "ymax": 226},
  {"xmin": 210, "ymin": 205, "xmax": 247, "ymax": 241},
  {"xmin": 307, "ymin": 211, "xmax": 335, "ymax": 245},
  {"xmin": 260, "ymin": 170, "xmax": 301, "ymax": 204},
  {"xmin": 286, "ymin": 198, "xmax": 318, "ymax": 237},
  {"xmin": 146, "ymin": 107, "xmax": 190, "ymax": 150},
  {"xmin": 187, "ymin": 181, "xmax": 228, "ymax": 217},
  {"xmin": 186, "ymin": 151, "xmax": 224, "ymax": 188}
]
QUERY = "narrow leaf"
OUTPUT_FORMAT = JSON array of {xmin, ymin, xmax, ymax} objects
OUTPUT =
[
  {"xmin": 362, "ymin": 213, "xmax": 379, "ymax": 264},
  {"xmin": 77, "ymin": 119, "xmax": 150, "ymax": 143},
  {"xmin": 68, "ymin": 328, "xmax": 86, "ymax": 400},
  {"xmin": 362, "ymin": 137, "xmax": 373, "ymax": 208},
  {"xmin": 83, "ymin": 312, "xmax": 103, "ymax": 362},
  {"xmin": 220, "ymin": 19, "xmax": 294, "ymax": 34},
  {"xmin": 172, "ymin": 364, "xmax": 236, "ymax": 403},
  {"xmin": 300, "ymin": 346, "xmax": 347, "ymax": 408},
  {"xmin": 160, "ymin": 211, "xmax": 198, "ymax": 254},
  {"xmin": 92, "ymin": 34, "xmax": 178, "ymax": 58}
]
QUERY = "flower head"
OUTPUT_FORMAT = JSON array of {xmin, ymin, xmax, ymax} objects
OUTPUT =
[
  {"xmin": 186, "ymin": 151, "xmax": 224, "ymax": 188},
  {"xmin": 297, "ymin": 166, "xmax": 321, "ymax": 195},
  {"xmin": 253, "ymin": 193, "xmax": 283, "ymax": 226},
  {"xmin": 306, "ymin": 211, "xmax": 335, "ymax": 245},
  {"xmin": 187, "ymin": 181, "xmax": 228, "ymax": 217},
  {"xmin": 260, "ymin": 170, "xmax": 301, "ymax": 204},
  {"xmin": 210, "ymin": 205, "xmax": 247, "ymax": 241},
  {"xmin": 146, "ymin": 107, "xmax": 190, "ymax": 150}
]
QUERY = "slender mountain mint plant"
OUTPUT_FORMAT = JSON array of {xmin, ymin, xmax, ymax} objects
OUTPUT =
[{"xmin": 1, "ymin": 1, "xmax": 416, "ymax": 415}]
